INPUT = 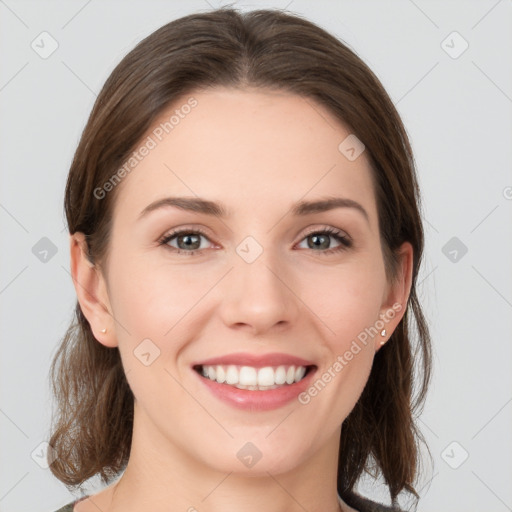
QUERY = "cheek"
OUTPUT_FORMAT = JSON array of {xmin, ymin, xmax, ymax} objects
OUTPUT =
[
  {"xmin": 106, "ymin": 258, "xmax": 201, "ymax": 405},
  {"xmin": 299, "ymin": 257, "xmax": 386, "ymax": 344},
  {"xmin": 108, "ymin": 255, "xmax": 212, "ymax": 340}
]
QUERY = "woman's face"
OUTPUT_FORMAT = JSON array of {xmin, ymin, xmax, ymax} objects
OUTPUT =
[{"xmin": 76, "ymin": 87, "xmax": 411, "ymax": 476}]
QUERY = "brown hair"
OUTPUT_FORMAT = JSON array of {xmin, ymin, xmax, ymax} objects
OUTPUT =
[{"xmin": 48, "ymin": 6, "xmax": 432, "ymax": 508}]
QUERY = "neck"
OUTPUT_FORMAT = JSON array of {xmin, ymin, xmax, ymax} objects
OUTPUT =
[{"xmin": 102, "ymin": 403, "xmax": 353, "ymax": 512}]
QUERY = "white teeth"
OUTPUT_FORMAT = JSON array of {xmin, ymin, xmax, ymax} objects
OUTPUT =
[
  {"xmin": 239, "ymin": 366, "xmax": 258, "ymax": 386},
  {"xmin": 198, "ymin": 364, "xmax": 309, "ymax": 389},
  {"xmin": 216, "ymin": 366, "xmax": 226, "ymax": 383},
  {"xmin": 295, "ymin": 366, "xmax": 306, "ymax": 381},
  {"xmin": 225, "ymin": 365, "xmax": 238, "ymax": 385},
  {"xmin": 275, "ymin": 366, "xmax": 287, "ymax": 385},
  {"xmin": 257, "ymin": 367, "xmax": 275, "ymax": 386}
]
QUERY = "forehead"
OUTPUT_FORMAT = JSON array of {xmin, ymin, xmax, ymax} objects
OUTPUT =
[{"xmin": 111, "ymin": 87, "xmax": 378, "ymax": 227}]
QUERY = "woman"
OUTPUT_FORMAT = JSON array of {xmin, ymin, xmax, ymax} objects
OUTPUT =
[{"xmin": 48, "ymin": 6, "xmax": 432, "ymax": 512}]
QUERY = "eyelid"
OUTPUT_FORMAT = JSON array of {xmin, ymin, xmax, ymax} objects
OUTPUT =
[
  {"xmin": 300, "ymin": 225, "xmax": 350, "ymax": 240},
  {"xmin": 158, "ymin": 226, "xmax": 212, "ymax": 246},
  {"xmin": 159, "ymin": 223, "xmax": 351, "ymax": 240},
  {"xmin": 158, "ymin": 224, "xmax": 353, "ymax": 254},
  {"xmin": 295, "ymin": 225, "xmax": 353, "ymax": 253}
]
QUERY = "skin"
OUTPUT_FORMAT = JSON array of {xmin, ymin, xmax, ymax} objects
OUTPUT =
[{"xmin": 70, "ymin": 87, "xmax": 413, "ymax": 512}]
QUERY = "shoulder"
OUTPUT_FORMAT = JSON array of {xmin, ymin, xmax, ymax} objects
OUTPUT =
[
  {"xmin": 342, "ymin": 490, "xmax": 406, "ymax": 512},
  {"xmin": 51, "ymin": 496, "xmax": 89, "ymax": 512},
  {"xmin": 51, "ymin": 503, "xmax": 75, "ymax": 512}
]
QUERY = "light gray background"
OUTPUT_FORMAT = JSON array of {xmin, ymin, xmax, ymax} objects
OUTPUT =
[{"xmin": 1, "ymin": 1, "xmax": 511, "ymax": 511}]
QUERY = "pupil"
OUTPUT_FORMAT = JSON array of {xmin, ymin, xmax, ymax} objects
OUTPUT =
[
  {"xmin": 179, "ymin": 234, "xmax": 200, "ymax": 250},
  {"xmin": 310, "ymin": 234, "xmax": 329, "ymax": 250}
]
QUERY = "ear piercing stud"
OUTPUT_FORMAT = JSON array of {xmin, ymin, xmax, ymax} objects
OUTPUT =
[
  {"xmin": 100, "ymin": 328, "xmax": 107, "ymax": 333},
  {"xmin": 379, "ymin": 329, "xmax": 386, "ymax": 346}
]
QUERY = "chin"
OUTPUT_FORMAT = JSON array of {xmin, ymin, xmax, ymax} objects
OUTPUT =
[{"xmin": 198, "ymin": 438, "xmax": 310, "ymax": 477}]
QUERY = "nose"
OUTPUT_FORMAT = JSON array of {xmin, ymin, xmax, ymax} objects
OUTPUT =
[{"xmin": 218, "ymin": 251, "xmax": 300, "ymax": 336}]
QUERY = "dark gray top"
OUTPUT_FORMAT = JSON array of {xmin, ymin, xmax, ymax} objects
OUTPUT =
[{"xmin": 52, "ymin": 490, "xmax": 404, "ymax": 512}]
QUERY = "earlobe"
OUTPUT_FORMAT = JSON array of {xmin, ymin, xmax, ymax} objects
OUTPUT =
[
  {"xmin": 376, "ymin": 241, "xmax": 414, "ymax": 351},
  {"xmin": 69, "ymin": 232, "xmax": 117, "ymax": 348}
]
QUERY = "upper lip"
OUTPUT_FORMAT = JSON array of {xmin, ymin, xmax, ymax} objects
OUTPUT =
[{"xmin": 192, "ymin": 352, "xmax": 316, "ymax": 368}]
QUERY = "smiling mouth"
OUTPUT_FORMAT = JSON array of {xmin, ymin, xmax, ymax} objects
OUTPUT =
[{"xmin": 193, "ymin": 364, "xmax": 316, "ymax": 391}]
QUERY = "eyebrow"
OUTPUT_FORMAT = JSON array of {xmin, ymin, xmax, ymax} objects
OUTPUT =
[{"xmin": 138, "ymin": 195, "xmax": 370, "ymax": 224}]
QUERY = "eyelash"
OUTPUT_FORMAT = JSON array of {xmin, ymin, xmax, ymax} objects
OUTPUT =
[{"xmin": 158, "ymin": 227, "xmax": 352, "ymax": 256}]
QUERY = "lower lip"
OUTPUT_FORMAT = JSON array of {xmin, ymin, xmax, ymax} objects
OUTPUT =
[{"xmin": 194, "ymin": 367, "xmax": 317, "ymax": 411}]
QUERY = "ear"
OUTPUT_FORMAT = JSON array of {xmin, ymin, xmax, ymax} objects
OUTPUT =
[
  {"xmin": 69, "ymin": 232, "xmax": 118, "ymax": 348},
  {"xmin": 375, "ymin": 241, "xmax": 413, "ymax": 351}
]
